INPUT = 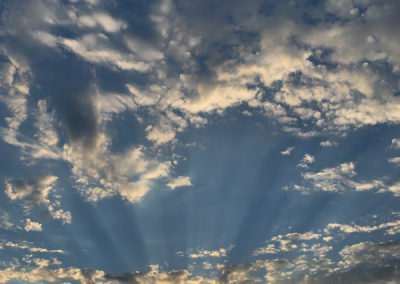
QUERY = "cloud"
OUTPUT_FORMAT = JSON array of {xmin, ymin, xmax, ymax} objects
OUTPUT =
[
  {"xmin": 320, "ymin": 140, "xmax": 337, "ymax": 147},
  {"xmin": 339, "ymin": 240, "xmax": 400, "ymax": 269},
  {"xmin": 35, "ymin": 100, "xmax": 59, "ymax": 147},
  {"xmin": 388, "ymin": 157, "xmax": 400, "ymax": 166},
  {"xmin": 188, "ymin": 248, "xmax": 227, "ymax": 259},
  {"xmin": 4, "ymin": 175, "xmax": 71, "ymax": 224},
  {"xmin": 78, "ymin": 12, "xmax": 126, "ymax": 33},
  {"xmin": 103, "ymin": 265, "xmax": 192, "ymax": 283},
  {"xmin": 59, "ymin": 34, "xmax": 149, "ymax": 71},
  {"xmin": 292, "ymin": 162, "xmax": 387, "ymax": 194},
  {"xmin": 297, "ymin": 154, "xmax": 315, "ymax": 168},
  {"xmin": 178, "ymin": 246, "xmax": 232, "ymax": 259},
  {"xmin": 0, "ymin": 266, "xmax": 104, "ymax": 284},
  {"xmin": 5, "ymin": 175, "xmax": 58, "ymax": 205},
  {"xmin": 1, "ymin": 240, "xmax": 66, "ymax": 254},
  {"xmin": 253, "ymin": 244, "xmax": 280, "ymax": 256},
  {"xmin": 386, "ymin": 182, "xmax": 400, "ymax": 197},
  {"xmin": 64, "ymin": 134, "xmax": 173, "ymax": 202},
  {"xmin": 167, "ymin": 176, "xmax": 192, "ymax": 190},
  {"xmin": 325, "ymin": 218, "xmax": 400, "ymax": 236},
  {"xmin": 391, "ymin": 138, "xmax": 400, "ymax": 149},
  {"xmin": 280, "ymin": 147, "xmax": 294, "ymax": 156},
  {"xmin": 0, "ymin": 213, "xmax": 18, "ymax": 231},
  {"xmin": 254, "ymin": 231, "xmax": 322, "ymax": 255},
  {"xmin": 24, "ymin": 219, "xmax": 42, "ymax": 232}
]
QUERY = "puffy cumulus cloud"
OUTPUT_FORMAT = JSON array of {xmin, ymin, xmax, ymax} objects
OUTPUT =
[
  {"xmin": 24, "ymin": 219, "xmax": 42, "ymax": 232},
  {"xmin": 167, "ymin": 176, "xmax": 192, "ymax": 190}
]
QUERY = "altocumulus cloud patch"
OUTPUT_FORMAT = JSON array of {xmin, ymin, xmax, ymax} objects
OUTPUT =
[{"xmin": 0, "ymin": 0, "xmax": 400, "ymax": 283}]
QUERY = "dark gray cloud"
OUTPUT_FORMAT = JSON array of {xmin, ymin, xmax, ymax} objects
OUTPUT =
[
  {"xmin": 104, "ymin": 269, "xmax": 188, "ymax": 283},
  {"xmin": 104, "ymin": 272, "xmax": 140, "ymax": 283},
  {"xmin": 280, "ymin": 263, "xmax": 400, "ymax": 284}
]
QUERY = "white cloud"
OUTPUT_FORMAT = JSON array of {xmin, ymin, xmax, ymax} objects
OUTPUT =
[
  {"xmin": 167, "ymin": 176, "xmax": 192, "ymax": 190},
  {"xmin": 59, "ymin": 34, "xmax": 149, "ymax": 71},
  {"xmin": 24, "ymin": 219, "xmax": 42, "ymax": 232},
  {"xmin": 297, "ymin": 161, "xmax": 387, "ymax": 194},
  {"xmin": 388, "ymin": 157, "xmax": 400, "ymax": 166},
  {"xmin": 5, "ymin": 175, "xmax": 71, "ymax": 224},
  {"xmin": 391, "ymin": 138, "xmax": 400, "ymax": 149},
  {"xmin": 91, "ymin": 13, "xmax": 126, "ymax": 33},
  {"xmin": 320, "ymin": 140, "xmax": 337, "ymax": 147},
  {"xmin": 387, "ymin": 182, "xmax": 400, "ymax": 197},
  {"xmin": 5, "ymin": 175, "xmax": 57, "ymax": 204},
  {"xmin": 297, "ymin": 154, "xmax": 315, "ymax": 168},
  {"xmin": 188, "ymin": 248, "xmax": 227, "ymax": 259},
  {"xmin": 280, "ymin": 147, "xmax": 294, "ymax": 156},
  {"xmin": 0, "ymin": 266, "xmax": 104, "ymax": 283},
  {"xmin": 0, "ymin": 214, "xmax": 15, "ymax": 230},
  {"xmin": 2, "ymin": 240, "xmax": 66, "ymax": 254},
  {"xmin": 253, "ymin": 244, "xmax": 280, "ymax": 256},
  {"xmin": 35, "ymin": 100, "xmax": 58, "ymax": 147},
  {"xmin": 339, "ymin": 240, "xmax": 400, "ymax": 269},
  {"xmin": 146, "ymin": 125, "xmax": 176, "ymax": 145},
  {"xmin": 296, "ymin": 162, "xmax": 356, "ymax": 193},
  {"xmin": 65, "ymin": 135, "xmax": 172, "ymax": 203},
  {"xmin": 325, "ymin": 217, "xmax": 400, "ymax": 236}
]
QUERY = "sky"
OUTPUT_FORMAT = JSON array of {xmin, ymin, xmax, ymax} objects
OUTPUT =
[{"xmin": 0, "ymin": 0, "xmax": 400, "ymax": 283}]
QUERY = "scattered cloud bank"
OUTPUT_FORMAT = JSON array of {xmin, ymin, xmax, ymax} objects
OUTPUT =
[{"xmin": 0, "ymin": 214, "xmax": 400, "ymax": 283}]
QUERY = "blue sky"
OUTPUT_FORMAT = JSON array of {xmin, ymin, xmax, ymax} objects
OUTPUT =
[{"xmin": 0, "ymin": 0, "xmax": 400, "ymax": 283}]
